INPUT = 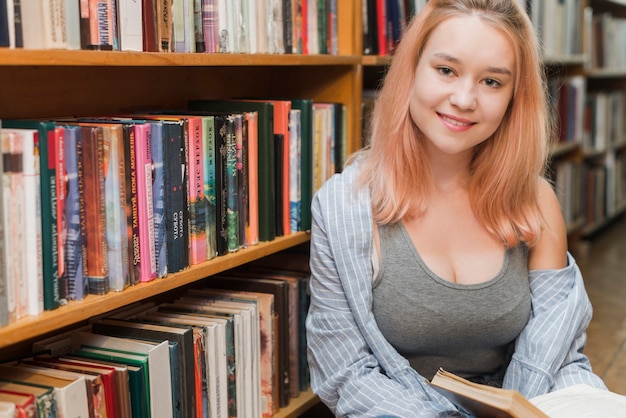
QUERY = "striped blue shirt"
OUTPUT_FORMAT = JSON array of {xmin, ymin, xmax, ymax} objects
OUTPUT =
[{"xmin": 306, "ymin": 162, "xmax": 607, "ymax": 417}]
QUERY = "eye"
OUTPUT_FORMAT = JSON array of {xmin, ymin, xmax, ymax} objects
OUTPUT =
[
  {"xmin": 483, "ymin": 78, "xmax": 502, "ymax": 88},
  {"xmin": 437, "ymin": 67, "xmax": 455, "ymax": 77}
]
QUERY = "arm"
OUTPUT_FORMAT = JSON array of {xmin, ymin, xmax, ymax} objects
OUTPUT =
[
  {"xmin": 306, "ymin": 175, "xmax": 465, "ymax": 417},
  {"xmin": 504, "ymin": 180, "xmax": 606, "ymax": 396}
]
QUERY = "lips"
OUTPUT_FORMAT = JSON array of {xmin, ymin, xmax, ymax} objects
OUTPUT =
[{"xmin": 438, "ymin": 113, "xmax": 475, "ymax": 127}]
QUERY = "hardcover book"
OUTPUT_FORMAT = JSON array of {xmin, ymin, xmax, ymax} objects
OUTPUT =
[
  {"xmin": 60, "ymin": 125, "xmax": 87, "ymax": 300},
  {"xmin": 148, "ymin": 120, "xmax": 168, "ymax": 278},
  {"xmin": 79, "ymin": 125, "xmax": 109, "ymax": 295},
  {"xmin": 187, "ymin": 99, "xmax": 276, "ymax": 243},
  {"xmin": 53, "ymin": 126, "xmax": 68, "ymax": 305},
  {"xmin": 3, "ymin": 120, "xmax": 60, "ymax": 311},
  {"xmin": 0, "ymin": 128, "xmax": 6, "ymax": 327},
  {"xmin": 243, "ymin": 111, "xmax": 259, "ymax": 246},
  {"xmin": 201, "ymin": 114, "xmax": 218, "ymax": 260},
  {"xmin": 0, "ymin": 390, "xmax": 35, "ymax": 418},
  {"xmin": 289, "ymin": 98, "xmax": 313, "ymax": 231},
  {"xmin": 0, "ymin": 380, "xmax": 57, "ymax": 418}
]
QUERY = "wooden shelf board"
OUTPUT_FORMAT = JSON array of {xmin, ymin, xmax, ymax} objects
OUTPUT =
[
  {"xmin": 0, "ymin": 232, "xmax": 310, "ymax": 349},
  {"xmin": 273, "ymin": 388, "xmax": 320, "ymax": 418},
  {"xmin": 0, "ymin": 50, "xmax": 361, "ymax": 67}
]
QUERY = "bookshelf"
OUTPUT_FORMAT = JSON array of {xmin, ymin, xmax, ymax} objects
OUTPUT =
[{"xmin": 0, "ymin": 1, "xmax": 363, "ymax": 417}]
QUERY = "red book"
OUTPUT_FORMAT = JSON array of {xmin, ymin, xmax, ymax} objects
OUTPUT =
[
  {"xmin": 376, "ymin": 0, "xmax": 388, "ymax": 56},
  {"xmin": 0, "ymin": 390, "xmax": 36, "ymax": 418},
  {"xmin": 243, "ymin": 111, "xmax": 259, "ymax": 246},
  {"xmin": 54, "ymin": 126, "xmax": 68, "ymax": 304}
]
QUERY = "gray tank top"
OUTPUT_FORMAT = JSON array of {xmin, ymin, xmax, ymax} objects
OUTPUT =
[{"xmin": 372, "ymin": 222, "xmax": 531, "ymax": 384}]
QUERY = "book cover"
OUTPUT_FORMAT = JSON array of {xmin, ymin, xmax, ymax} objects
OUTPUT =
[
  {"xmin": 201, "ymin": 0, "xmax": 219, "ymax": 53},
  {"xmin": 200, "ymin": 114, "xmax": 218, "ymax": 260},
  {"xmin": 89, "ymin": 319, "xmax": 191, "ymax": 418},
  {"xmin": 120, "ymin": 123, "xmax": 140, "ymax": 286},
  {"xmin": 102, "ymin": 123, "xmax": 131, "ymax": 292},
  {"xmin": 79, "ymin": 125, "xmax": 109, "ymax": 295},
  {"xmin": 187, "ymin": 99, "xmax": 276, "ymax": 243},
  {"xmin": 161, "ymin": 120, "xmax": 188, "ymax": 274},
  {"xmin": 148, "ymin": 120, "xmax": 168, "ymax": 278},
  {"xmin": 0, "ymin": 380, "xmax": 57, "ymax": 418},
  {"xmin": 0, "ymin": 364, "xmax": 89, "ymax": 418},
  {"xmin": 225, "ymin": 114, "xmax": 240, "ymax": 253},
  {"xmin": 6, "ymin": 130, "xmax": 27, "ymax": 319},
  {"xmin": 289, "ymin": 99, "xmax": 313, "ymax": 231},
  {"xmin": 60, "ymin": 125, "xmax": 87, "ymax": 301},
  {"xmin": 213, "ymin": 114, "xmax": 229, "ymax": 256},
  {"xmin": 288, "ymin": 108, "xmax": 301, "ymax": 233},
  {"xmin": 52, "ymin": 127, "xmax": 68, "ymax": 306},
  {"xmin": 240, "ymin": 116, "xmax": 250, "ymax": 248},
  {"xmin": 133, "ymin": 122, "xmax": 157, "ymax": 282},
  {"xmin": 118, "ymin": 0, "xmax": 143, "ymax": 50},
  {"xmin": 206, "ymin": 274, "xmax": 290, "ymax": 407},
  {"xmin": 3, "ymin": 120, "xmax": 60, "ymax": 311},
  {"xmin": 17, "ymin": 128, "xmax": 43, "ymax": 316},
  {"xmin": 184, "ymin": 115, "xmax": 208, "ymax": 265},
  {"xmin": 21, "ymin": 356, "xmax": 108, "ymax": 417},
  {"xmin": 243, "ymin": 111, "xmax": 259, "ymax": 246},
  {"xmin": 0, "ymin": 390, "xmax": 35, "ymax": 418}
]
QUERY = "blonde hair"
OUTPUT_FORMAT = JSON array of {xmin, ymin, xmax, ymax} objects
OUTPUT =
[{"xmin": 357, "ymin": 0, "xmax": 552, "ymax": 247}]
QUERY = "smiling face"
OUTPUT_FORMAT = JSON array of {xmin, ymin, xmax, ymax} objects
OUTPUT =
[{"xmin": 409, "ymin": 14, "xmax": 516, "ymax": 162}]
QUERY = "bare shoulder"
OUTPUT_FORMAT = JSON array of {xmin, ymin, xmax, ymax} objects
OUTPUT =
[{"xmin": 528, "ymin": 178, "xmax": 568, "ymax": 270}]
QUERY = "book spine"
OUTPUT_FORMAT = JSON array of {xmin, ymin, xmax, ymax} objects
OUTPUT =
[
  {"xmin": 239, "ymin": 116, "xmax": 249, "ymax": 248},
  {"xmin": 123, "ymin": 125, "xmax": 140, "ymax": 285},
  {"xmin": 202, "ymin": 116, "xmax": 217, "ymax": 260},
  {"xmin": 134, "ymin": 123, "xmax": 157, "ymax": 282},
  {"xmin": 22, "ymin": 130, "xmax": 44, "ymax": 316},
  {"xmin": 282, "ymin": 0, "xmax": 293, "ymax": 53},
  {"xmin": 289, "ymin": 109, "xmax": 301, "ymax": 232},
  {"xmin": 243, "ymin": 112, "xmax": 258, "ymax": 246},
  {"xmin": 8, "ymin": 133, "xmax": 27, "ymax": 318},
  {"xmin": 81, "ymin": 126, "xmax": 109, "ymax": 295},
  {"xmin": 0, "ymin": 129, "xmax": 6, "ymax": 326},
  {"xmin": 73, "ymin": 128, "xmax": 89, "ymax": 300},
  {"xmin": 55, "ymin": 127, "xmax": 68, "ymax": 305},
  {"xmin": 1, "ymin": 135, "xmax": 15, "ymax": 324},
  {"xmin": 225, "ymin": 115, "xmax": 239, "ymax": 253},
  {"xmin": 201, "ymin": 0, "xmax": 218, "ymax": 53},
  {"xmin": 105, "ymin": 126, "xmax": 130, "ymax": 291},
  {"xmin": 149, "ymin": 121, "xmax": 168, "ymax": 278},
  {"xmin": 186, "ymin": 118, "xmax": 207, "ymax": 265},
  {"xmin": 214, "ymin": 116, "xmax": 228, "ymax": 256},
  {"xmin": 162, "ymin": 122, "xmax": 185, "ymax": 274},
  {"xmin": 41, "ymin": 127, "xmax": 60, "ymax": 310}
]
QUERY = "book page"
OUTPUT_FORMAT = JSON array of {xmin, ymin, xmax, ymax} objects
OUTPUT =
[{"xmin": 530, "ymin": 384, "xmax": 626, "ymax": 417}]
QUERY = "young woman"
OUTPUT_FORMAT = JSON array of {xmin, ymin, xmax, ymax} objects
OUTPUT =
[{"xmin": 305, "ymin": 0, "xmax": 607, "ymax": 416}]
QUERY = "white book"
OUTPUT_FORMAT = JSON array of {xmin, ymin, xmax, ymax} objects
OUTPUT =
[
  {"xmin": 118, "ymin": 0, "xmax": 144, "ymax": 50},
  {"xmin": 65, "ymin": 0, "xmax": 81, "ymax": 49},
  {"xmin": 0, "ymin": 402, "xmax": 14, "ymax": 417},
  {"xmin": 268, "ymin": 0, "xmax": 283, "ymax": 53},
  {"xmin": 70, "ymin": 330, "xmax": 173, "ymax": 418},
  {"xmin": 0, "ymin": 365, "xmax": 89, "ymax": 418},
  {"xmin": 20, "ymin": 0, "xmax": 67, "ymax": 49},
  {"xmin": 0, "ymin": 131, "xmax": 14, "ymax": 325},
  {"xmin": 254, "ymin": 0, "xmax": 268, "ymax": 53},
  {"xmin": 244, "ymin": 0, "xmax": 256, "ymax": 53},
  {"xmin": 306, "ymin": 0, "xmax": 318, "ymax": 54}
]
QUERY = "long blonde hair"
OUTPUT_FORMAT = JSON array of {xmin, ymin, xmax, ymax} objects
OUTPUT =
[{"xmin": 357, "ymin": 0, "xmax": 552, "ymax": 247}]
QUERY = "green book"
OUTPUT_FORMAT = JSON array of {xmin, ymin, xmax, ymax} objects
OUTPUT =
[
  {"xmin": 3, "ymin": 120, "xmax": 60, "ymax": 310},
  {"xmin": 73, "ymin": 346, "xmax": 150, "ymax": 418},
  {"xmin": 188, "ymin": 100, "xmax": 276, "ymax": 242},
  {"xmin": 0, "ymin": 379, "xmax": 58, "ymax": 418}
]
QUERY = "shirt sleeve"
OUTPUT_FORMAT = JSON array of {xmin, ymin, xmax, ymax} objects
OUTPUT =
[
  {"xmin": 503, "ymin": 253, "xmax": 607, "ymax": 398},
  {"xmin": 306, "ymin": 175, "xmax": 467, "ymax": 417}
]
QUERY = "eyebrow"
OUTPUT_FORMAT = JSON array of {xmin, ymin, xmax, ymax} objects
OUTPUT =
[{"xmin": 433, "ymin": 52, "xmax": 512, "ymax": 76}]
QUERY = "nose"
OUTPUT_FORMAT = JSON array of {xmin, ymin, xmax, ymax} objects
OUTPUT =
[{"xmin": 449, "ymin": 80, "xmax": 477, "ymax": 110}]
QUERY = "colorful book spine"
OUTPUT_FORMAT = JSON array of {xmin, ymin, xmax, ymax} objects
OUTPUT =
[
  {"xmin": 240, "ymin": 115, "xmax": 249, "ymax": 248},
  {"xmin": 243, "ymin": 111, "xmax": 259, "ymax": 246},
  {"xmin": 80, "ymin": 125, "xmax": 109, "ymax": 295},
  {"xmin": 201, "ymin": 115, "xmax": 217, "ymax": 260},
  {"xmin": 54, "ymin": 127, "xmax": 68, "ymax": 305},
  {"xmin": 225, "ymin": 114, "xmax": 239, "ymax": 253},
  {"xmin": 149, "ymin": 121, "xmax": 168, "ymax": 278},
  {"xmin": 20, "ymin": 128, "xmax": 44, "ymax": 316},
  {"xmin": 3, "ymin": 120, "xmax": 60, "ymax": 311},
  {"xmin": 201, "ymin": 0, "xmax": 219, "ymax": 53},
  {"xmin": 288, "ymin": 109, "xmax": 302, "ymax": 232},
  {"xmin": 63, "ymin": 126, "xmax": 87, "ymax": 300},
  {"xmin": 213, "ymin": 115, "xmax": 228, "ymax": 256},
  {"xmin": 133, "ymin": 122, "xmax": 157, "ymax": 282},
  {"xmin": 122, "ymin": 124, "xmax": 140, "ymax": 285},
  {"xmin": 104, "ymin": 124, "xmax": 130, "ymax": 291},
  {"xmin": 162, "ymin": 120, "xmax": 188, "ymax": 274},
  {"xmin": 185, "ymin": 117, "xmax": 207, "ymax": 265}
]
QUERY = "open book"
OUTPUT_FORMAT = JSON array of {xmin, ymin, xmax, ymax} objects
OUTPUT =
[{"xmin": 429, "ymin": 368, "xmax": 626, "ymax": 417}]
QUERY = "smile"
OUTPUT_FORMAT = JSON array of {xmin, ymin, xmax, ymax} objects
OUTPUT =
[{"xmin": 438, "ymin": 113, "xmax": 475, "ymax": 127}]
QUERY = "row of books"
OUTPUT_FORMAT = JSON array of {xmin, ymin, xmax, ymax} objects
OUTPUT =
[
  {"xmin": 552, "ymin": 153, "xmax": 626, "ymax": 234},
  {"xmin": 363, "ymin": 0, "xmax": 585, "ymax": 59},
  {"xmin": 361, "ymin": 0, "xmax": 424, "ymax": 56},
  {"xmin": 582, "ymin": 90, "xmax": 626, "ymax": 153},
  {"xmin": 0, "ymin": 98, "xmax": 346, "ymax": 327},
  {"xmin": 0, "ymin": 253, "xmax": 311, "ymax": 418},
  {"xmin": 0, "ymin": 0, "xmax": 339, "ymax": 54},
  {"xmin": 587, "ymin": 12, "xmax": 626, "ymax": 70}
]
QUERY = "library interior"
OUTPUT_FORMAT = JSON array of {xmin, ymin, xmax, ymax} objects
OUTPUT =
[{"xmin": 0, "ymin": 0, "xmax": 625, "ymax": 417}]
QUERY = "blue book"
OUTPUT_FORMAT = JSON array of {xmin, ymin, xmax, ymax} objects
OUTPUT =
[
  {"xmin": 61, "ymin": 125, "xmax": 87, "ymax": 300},
  {"xmin": 149, "ymin": 121, "xmax": 168, "ymax": 278}
]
